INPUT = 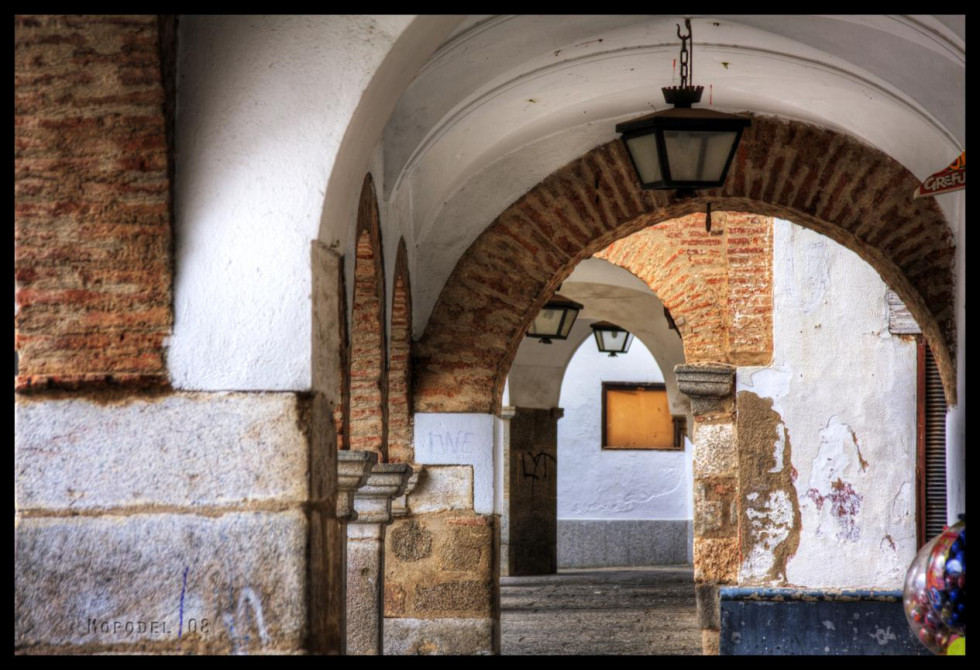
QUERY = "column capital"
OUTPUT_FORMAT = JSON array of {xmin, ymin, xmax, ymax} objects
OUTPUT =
[
  {"xmin": 675, "ymin": 364, "xmax": 736, "ymax": 416},
  {"xmin": 392, "ymin": 464, "xmax": 422, "ymax": 518},
  {"xmin": 351, "ymin": 462, "xmax": 412, "ymax": 526},
  {"xmin": 499, "ymin": 405, "xmax": 517, "ymax": 420},
  {"xmin": 337, "ymin": 450, "xmax": 378, "ymax": 521}
]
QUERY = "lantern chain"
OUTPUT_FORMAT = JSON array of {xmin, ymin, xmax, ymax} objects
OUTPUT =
[{"xmin": 677, "ymin": 19, "xmax": 693, "ymax": 87}]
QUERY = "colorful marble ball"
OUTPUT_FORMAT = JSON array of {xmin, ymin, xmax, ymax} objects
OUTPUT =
[{"xmin": 904, "ymin": 520, "xmax": 966, "ymax": 654}]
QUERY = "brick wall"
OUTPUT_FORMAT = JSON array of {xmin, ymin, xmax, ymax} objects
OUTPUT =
[
  {"xmin": 348, "ymin": 174, "xmax": 388, "ymax": 458},
  {"xmin": 596, "ymin": 212, "xmax": 773, "ymax": 366},
  {"xmin": 414, "ymin": 116, "xmax": 956, "ymax": 413},
  {"xmin": 388, "ymin": 239, "xmax": 413, "ymax": 463},
  {"xmin": 334, "ymin": 256, "xmax": 351, "ymax": 451},
  {"xmin": 15, "ymin": 15, "xmax": 174, "ymax": 391}
]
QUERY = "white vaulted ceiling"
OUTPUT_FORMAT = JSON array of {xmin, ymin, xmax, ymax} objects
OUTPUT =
[{"xmin": 381, "ymin": 15, "xmax": 965, "ymax": 334}]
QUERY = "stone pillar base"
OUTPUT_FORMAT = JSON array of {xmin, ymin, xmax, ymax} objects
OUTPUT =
[{"xmin": 701, "ymin": 628, "xmax": 720, "ymax": 655}]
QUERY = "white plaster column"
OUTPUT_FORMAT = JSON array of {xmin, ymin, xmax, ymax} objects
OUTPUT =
[
  {"xmin": 947, "ymin": 191, "xmax": 965, "ymax": 525},
  {"xmin": 346, "ymin": 462, "xmax": 411, "ymax": 655},
  {"xmin": 498, "ymin": 406, "xmax": 516, "ymax": 577}
]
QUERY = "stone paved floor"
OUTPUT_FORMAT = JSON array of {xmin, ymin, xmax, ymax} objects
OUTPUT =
[{"xmin": 500, "ymin": 566, "xmax": 701, "ymax": 656}]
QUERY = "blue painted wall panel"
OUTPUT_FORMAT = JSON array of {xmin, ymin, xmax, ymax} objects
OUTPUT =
[{"xmin": 720, "ymin": 589, "xmax": 929, "ymax": 655}]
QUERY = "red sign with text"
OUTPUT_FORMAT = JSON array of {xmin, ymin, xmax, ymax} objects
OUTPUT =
[{"xmin": 914, "ymin": 152, "xmax": 966, "ymax": 198}]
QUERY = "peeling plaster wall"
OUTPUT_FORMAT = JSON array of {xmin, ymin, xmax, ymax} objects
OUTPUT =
[
  {"xmin": 736, "ymin": 220, "xmax": 917, "ymax": 589},
  {"xmin": 558, "ymin": 338, "xmax": 691, "ymax": 521}
]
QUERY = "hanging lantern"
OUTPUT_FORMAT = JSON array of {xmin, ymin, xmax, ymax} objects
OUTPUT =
[
  {"xmin": 591, "ymin": 320, "xmax": 634, "ymax": 357},
  {"xmin": 526, "ymin": 294, "xmax": 583, "ymax": 344},
  {"xmin": 616, "ymin": 19, "xmax": 750, "ymax": 195}
]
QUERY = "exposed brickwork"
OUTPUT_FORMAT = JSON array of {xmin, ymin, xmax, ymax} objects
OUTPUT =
[
  {"xmin": 334, "ymin": 256, "xmax": 351, "ymax": 451},
  {"xmin": 388, "ymin": 239, "xmax": 413, "ymax": 463},
  {"xmin": 415, "ymin": 115, "xmax": 957, "ymax": 413},
  {"xmin": 596, "ymin": 212, "xmax": 772, "ymax": 366},
  {"xmin": 348, "ymin": 173, "xmax": 388, "ymax": 459},
  {"xmin": 15, "ymin": 15, "xmax": 174, "ymax": 391}
]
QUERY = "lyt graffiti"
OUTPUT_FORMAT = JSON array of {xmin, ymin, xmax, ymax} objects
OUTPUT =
[
  {"xmin": 218, "ymin": 586, "xmax": 270, "ymax": 655},
  {"xmin": 520, "ymin": 451, "xmax": 556, "ymax": 497}
]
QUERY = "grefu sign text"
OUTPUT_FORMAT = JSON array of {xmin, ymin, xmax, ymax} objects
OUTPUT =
[{"xmin": 914, "ymin": 151, "xmax": 965, "ymax": 199}]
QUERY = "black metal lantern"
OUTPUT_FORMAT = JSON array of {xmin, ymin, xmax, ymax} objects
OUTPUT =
[
  {"xmin": 616, "ymin": 19, "xmax": 750, "ymax": 194},
  {"xmin": 591, "ymin": 321, "xmax": 634, "ymax": 357},
  {"xmin": 526, "ymin": 294, "xmax": 583, "ymax": 344}
]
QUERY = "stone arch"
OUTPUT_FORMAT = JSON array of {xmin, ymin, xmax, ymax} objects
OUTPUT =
[
  {"xmin": 388, "ymin": 238, "xmax": 413, "ymax": 463},
  {"xmin": 414, "ymin": 114, "xmax": 956, "ymax": 414},
  {"xmin": 349, "ymin": 173, "xmax": 388, "ymax": 459}
]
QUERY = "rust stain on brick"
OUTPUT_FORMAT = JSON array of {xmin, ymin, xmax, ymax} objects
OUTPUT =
[{"xmin": 737, "ymin": 391, "xmax": 801, "ymax": 585}]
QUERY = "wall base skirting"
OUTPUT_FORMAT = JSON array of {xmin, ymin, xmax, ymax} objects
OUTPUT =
[{"xmin": 557, "ymin": 519, "xmax": 692, "ymax": 568}]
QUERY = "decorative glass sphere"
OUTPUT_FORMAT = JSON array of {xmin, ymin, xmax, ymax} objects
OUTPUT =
[{"xmin": 904, "ymin": 520, "xmax": 966, "ymax": 654}]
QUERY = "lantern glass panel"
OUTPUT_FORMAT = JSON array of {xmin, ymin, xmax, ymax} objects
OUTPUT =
[
  {"xmin": 594, "ymin": 328, "xmax": 633, "ymax": 354},
  {"xmin": 662, "ymin": 129, "xmax": 737, "ymax": 182},
  {"xmin": 559, "ymin": 311, "xmax": 577, "ymax": 338},
  {"xmin": 625, "ymin": 133, "xmax": 662, "ymax": 184},
  {"xmin": 529, "ymin": 307, "xmax": 566, "ymax": 338}
]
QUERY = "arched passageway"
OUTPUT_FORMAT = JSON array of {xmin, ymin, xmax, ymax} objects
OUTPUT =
[{"xmin": 414, "ymin": 115, "xmax": 956, "ymax": 416}]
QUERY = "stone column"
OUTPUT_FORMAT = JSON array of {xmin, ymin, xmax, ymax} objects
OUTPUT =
[
  {"xmin": 334, "ymin": 450, "xmax": 378, "ymax": 655},
  {"xmin": 675, "ymin": 363, "xmax": 738, "ymax": 656},
  {"xmin": 346, "ymin": 462, "xmax": 411, "ymax": 655},
  {"xmin": 337, "ymin": 451, "xmax": 379, "ymax": 522},
  {"xmin": 503, "ymin": 407, "xmax": 562, "ymax": 576}
]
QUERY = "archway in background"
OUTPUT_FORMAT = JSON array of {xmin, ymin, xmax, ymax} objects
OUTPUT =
[{"xmin": 413, "ymin": 114, "xmax": 956, "ymax": 415}]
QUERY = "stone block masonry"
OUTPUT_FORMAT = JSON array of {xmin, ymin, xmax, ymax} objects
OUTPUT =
[
  {"xmin": 14, "ymin": 391, "xmax": 343, "ymax": 655},
  {"xmin": 383, "ymin": 503, "xmax": 497, "ymax": 655},
  {"xmin": 15, "ymin": 15, "xmax": 175, "ymax": 390},
  {"xmin": 676, "ymin": 363, "xmax": 738, "ymax": 655},
  {"xmin": 384, "ymin": 513, "xmax": 495, "ymax": 620},
  {"xmin": 16, "ymin": 512, "xmax": 307, "ymax": 654}
]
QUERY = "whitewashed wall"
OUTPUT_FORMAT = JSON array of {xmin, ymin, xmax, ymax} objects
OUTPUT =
[
  {"xmin": 737, "ymin": 219, "xmax": 918, "ymax": 588},
  {"xmin": 556, "ymin": 337, "xmax": 693, "ymax": 567},
  {"xmin": 558, "ymin": 337, "xmax": 692, "ymax": 520}
]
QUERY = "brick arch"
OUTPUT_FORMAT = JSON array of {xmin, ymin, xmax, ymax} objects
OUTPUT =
[
  {"xmin": 414, "ymin": 114, "xmax": 956, "ymax": 414},
  {"xmin": 388, "ymin": 238, "xmax": 414, "ymax": 463},
  {"xmin": 333, "ymin": 255, "xmax": 351, "ymax": 451},
  {"xmin": 349, "ymin": 173, "xmax": 388, "ymax": 459},
  {"xmin": 594, "ymin": 212, "xmax": 773, "ymax": 367}
]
